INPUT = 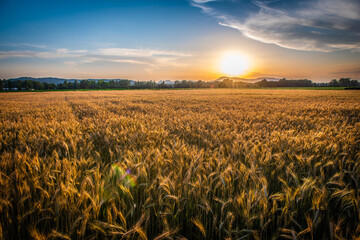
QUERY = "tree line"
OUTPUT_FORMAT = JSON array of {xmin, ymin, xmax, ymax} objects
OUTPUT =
[
  {"xmin": 0, "ymin": 77, "xmax": 358, "ymax": 91},
  {"xmin": 0, "ymin": 79, "xmax": 132, "ymax": 90}
]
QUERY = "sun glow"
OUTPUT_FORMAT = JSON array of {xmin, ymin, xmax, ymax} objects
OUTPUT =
[{"xmin": 220, "ymin": 52, "xmax": 249, "ymax": 76}]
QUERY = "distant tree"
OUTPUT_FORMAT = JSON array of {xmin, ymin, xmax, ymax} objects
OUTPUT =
[
  {"xmin": 350, "ymin": 79, "xmax": 359, "ymax": 87},
  {"xmin": 97, "ymin": 80, "xmax": 106, "ymax": 89},
  {"xmin": 278, "ymin": 78, "xmax": 287, "ymax": 87},
  {"xmin": 21, "ymin": 80, "xmax": 33, "ymax": 90},
  {"xmin": 0, "ymin": 79, "xmax": 4, "ymax": 90},
  {"xmin": 234, "ymin": 81, "xmax": 251, "ymax": 88},
  {"xmin": 256, "ymin": 79, "xmax": 269, "ymax": 88},
  {"xmin": 339, "ymin": 78, "xmax": 351, "ymax": 87},
  {"xmin": 80, "ymin": 80, "xmax": 90, "ymax": 89},
  {"xmin": 158, "ymin": 81, "xmax": 166, "ymax": 89},
  {"xmin": 49, "ymin": 83, "xmax": 56, "ymax": 89},
  {"xmin": 5, "ymin": 80, "xmax": 12, "ymax": 89},
  {"xmin": 196, "ymin": 80, "xmax": 205, "ymax": 88},
  {"xmin": 43, "ymin": 82, "xmax": 50, "ymax": 89},
  {"xmin": 296, "ymin": 79, "xmax": 313, "ymax": 87},
  {"xmin": 33, "ymin": 81, "xmax": 44, "ymax": 90},
  {"xmin": 220, "ymin": 79, "xmax": 233, "ymax": 88},
  {"xmin": 67, "ymin": 81, "xmax": 74, "ymax": 89},
  {"xmin": 43, "ymin": 82, "xmax": 56, "ymax": 90},
  {"xmin": 329, "ymin": 79, "xmax": 339, "ymax": 87},
  {"xmin": 174, "ymin": 80, "xmax": 187, "ymax": 88},
  {"xmin": 109, "ymin": 80, "xmax": 115, "ymax": 88},
  {"xmin": 183, "ymin": 80, "xmax": 193, "ymax": 88},
  {"xmin": 16, "ymin": 81, "xmax": 21, "ymax": 89},
  {"xmin": 14, "ymin": 80, "xmax": 22, "ymax": 89},
  {"xmin": 89, "ymin": 80, "xmax": 97, "ymax": 89},
  {"xmin": 254, "ymin": 78, "xmax": 313, "ymax": 88},
  {"xmin": 118, "ymin": 80, "xmax": 131, "ymax": 88},
  {"xmin": 133, "ymin": 81, "xmax": 144, "ymax": 89}
]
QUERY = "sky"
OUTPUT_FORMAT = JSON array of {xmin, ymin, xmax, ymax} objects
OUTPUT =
[{"xmin": 0, "ymin": 0, "xmax": 359, "ymax": 82}]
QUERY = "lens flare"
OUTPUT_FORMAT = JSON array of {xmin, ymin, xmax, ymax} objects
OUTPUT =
[{"xmin": 111, "ymin": 164, "xmax": 136, "ymax": 188}]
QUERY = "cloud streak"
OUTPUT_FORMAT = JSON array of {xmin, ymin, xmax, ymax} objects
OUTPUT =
[
  {"xmin": 0, "ymin": 43, "xmax": 47, "ymax": 49},
  {"xmin": 0, "ymin": 47, "xmax": 191, "ymax": 68},
  {"xmin": 0, "ymin": 49, "xmax": 88, "ymax": 59},
  {"xmin": 191, "ymin": 0, "xmax": 360, "ymax": 52},
  {"xmin": 192, "ymin": 0, "xmax": 216, "ymax": 3}
]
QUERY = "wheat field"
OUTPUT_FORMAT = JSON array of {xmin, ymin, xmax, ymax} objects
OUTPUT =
[{"xmin": 0, "ymin": 89, "xmax": 359, "ymax": 240}]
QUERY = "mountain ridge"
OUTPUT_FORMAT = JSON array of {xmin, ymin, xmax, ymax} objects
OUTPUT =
[{"xmin": 215, "ymin": 76, "xmax": 281, "ymax": 83}]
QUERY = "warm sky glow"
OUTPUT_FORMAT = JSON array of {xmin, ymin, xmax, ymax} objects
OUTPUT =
[{"xmin": 0, "ymin": 0, "xmax": 359, "ymax": 82}]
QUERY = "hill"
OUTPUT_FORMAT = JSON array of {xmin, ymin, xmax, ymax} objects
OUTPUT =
[{"xmin": 215, "ymin": 76, "xmax": 280, "ymax": 83}]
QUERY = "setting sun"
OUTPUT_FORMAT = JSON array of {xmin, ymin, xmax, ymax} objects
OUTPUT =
[{"xmin": 220, "ymin": 52, "xmax": 249, "ymax": 77}]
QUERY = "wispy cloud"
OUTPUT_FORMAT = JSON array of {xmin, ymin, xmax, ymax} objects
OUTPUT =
[
  {"xmin": 0, "ymin": 50, "xmax": 37, "ymax": 59},
  {"xmin": 0, "ymin": 43, "xmax": 47, "ymax": 49},
  {"xmin": 331, "ymin": 67, "xmax": 360, "ymax": 76},
  {"xmin": 192, "ymin": 0, "xmax": 217, "ymax": 3},
  {"xmin": 0, "ymin": 49, "xmax": 87, "ymax": 59},
  {"xmin": 191, "ymin": 0, "xmax": 360, "ymax": 52},
  {"xmin": 0, "ymin": 47, "xmax": 192, "ymax": 68},
  {"xmin": 64, "ymin": 61, "xmax": 78, "ymax": 67},
  {"xmin": 95, "ymin": 48, "xmax": 190, "ymax": 58}
]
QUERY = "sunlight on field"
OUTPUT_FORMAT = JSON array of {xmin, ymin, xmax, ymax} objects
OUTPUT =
[{"xmin": 0, "ymin": 89, "xmax": 359, "ymax": 239}]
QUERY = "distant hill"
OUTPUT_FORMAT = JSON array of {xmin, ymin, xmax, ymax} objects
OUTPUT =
[
  {"xmin": 8, "ymin": 77, "xmax": 134, "ymax": 85},
  {"xmin": 8, "ymin": 77, "xmax": 73, "ymax": 84},
  {"xmin": 215, "ymin": 76, "xmax": 280, "ymax": 83},
  {"xmin": 157, "ymin": 80, "xmax": 175, "ymax": 85}
]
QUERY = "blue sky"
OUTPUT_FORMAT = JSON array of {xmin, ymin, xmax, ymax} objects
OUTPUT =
[{"xmin": 0, "ymin": 0, "xmax": 359, "ymax": 81}]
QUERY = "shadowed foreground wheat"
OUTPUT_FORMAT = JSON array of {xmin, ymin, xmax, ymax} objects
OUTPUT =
[{"xmin": 0, "ymin": 89, "xmax": 359, "ymax": 239}]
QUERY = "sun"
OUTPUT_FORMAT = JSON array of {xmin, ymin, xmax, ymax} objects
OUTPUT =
[{"xmin": 220, "ymin": 52, "xmax": 249, "ymax": 76}]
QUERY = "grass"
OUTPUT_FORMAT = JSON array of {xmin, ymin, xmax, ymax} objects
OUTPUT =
[
  {"xmin": 256, "ymin": 87, "xmax": 346, "ymax": 90},
  {"xmin": 0, "ymin": 89, "xmax": 359, "ymax": 239}
]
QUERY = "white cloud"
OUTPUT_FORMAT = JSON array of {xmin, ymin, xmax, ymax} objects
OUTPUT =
[
  {"xmin": 56, "ymin": 48, "xmax": 88, "ymax": 54},
  {"xmin": 0, "ymin": 48, "xmax": 90, "ymax": 59},
  {"xmin": 0, "ymin": 47, "xmax": 192, "ymax": 68},
  {"xmin": 0, "ymin": 43, "xmax": 47, "ymax": 49},
  {"xmin": 0, "ymin": 50, "xmax": 36, "ymax": 59},
  {"xmin": 81, "ymin": 57, "xmax": 153, "ymax": 66},
  {"xmin": 192, "ymin": 0, "xmax": 360, "ymax": 52},
  {"xmin": 64, "ymin": 61, "xmax": 78, "ymax": 67},
  {"xmin": 96, "ymin": 48, "xmax": 190, "ymax": 58}
]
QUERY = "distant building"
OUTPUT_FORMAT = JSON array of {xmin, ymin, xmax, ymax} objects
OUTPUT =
[{"xmin": 3, "ymin": 88, "xmax": 18, "ymax": 90}]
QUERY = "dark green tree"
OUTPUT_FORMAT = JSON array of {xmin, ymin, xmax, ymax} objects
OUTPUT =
[
  {"xmin": 329, "ymin": 79, "xmax": 339, "ymax": 87},
  {"xmin": 339, "ymin": 78, "xmax": 351, "ymax": 87}
]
